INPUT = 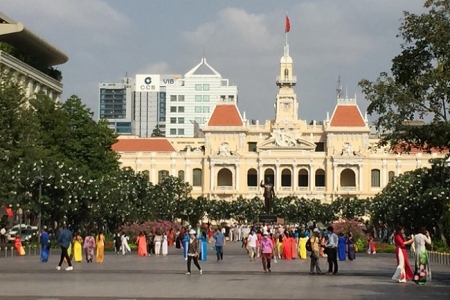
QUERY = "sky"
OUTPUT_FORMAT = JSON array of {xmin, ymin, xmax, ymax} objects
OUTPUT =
[{"xmin": 1, "ymin": 0, "xmax": 426, "ymax": 123}]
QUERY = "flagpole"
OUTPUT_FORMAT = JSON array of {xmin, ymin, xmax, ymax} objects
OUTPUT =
[{"xmin": 285, "ymin": 11, "xmax": 288, "ymax": 46}]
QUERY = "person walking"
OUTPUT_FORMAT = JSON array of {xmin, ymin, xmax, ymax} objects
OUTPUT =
[
  {"xmin": 114, "ymin": 232, "xmax": 121, "ymax": 255},
  {"xmin": 413, "ymin": 227, "xmax": 432, "ymax": 285},
  {"xmin": 325, "ymin": 226, "xmax": 338, "ymax": 275},
  {"xmin": 213, "ymin": 228, "xmax": 225, "ymax": 261},
  {"xmin": 40, "ymin": 228, "xmax": 50, "ymax": 262},
  {"xmin": 121, "ymin": 232, "xmax": 131, "ymax": 255},
  {"xmin": 186, "ymin": 229, "xmax": 202, "ymax": 275},
  {"xmin": 247, "ymin": 230, "xmax": 258, "ymax": 261},
  {"xmin": 260, "ymin": 232, "xmax": 273, "ymax": 273},
  {"xmin": 309, "ymin": 228, "xmax": 322, "ymax": 275},
  {"xmin": 83, "ymin": 232, "xmax": 95, "ymax": 263},
  {"xmin": 392, "ymin": 226, "xmax": 414, "ymax": 283},
  {"xmin": 56, "ymin": 224, "xmax": 73, "ymax": 271}
]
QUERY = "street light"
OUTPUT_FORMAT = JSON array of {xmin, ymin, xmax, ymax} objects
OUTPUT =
[{"xmin": 36, "ymin": 165, "xmax": 43, "ymax": 235}]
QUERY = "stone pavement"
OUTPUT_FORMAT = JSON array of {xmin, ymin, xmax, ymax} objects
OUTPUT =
[{"xmin": 0, "ymin": 243, "xmax": 449, "ymax": 300}]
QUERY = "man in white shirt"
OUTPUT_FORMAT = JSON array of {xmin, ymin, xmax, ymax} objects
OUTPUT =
[
  {"xmin": 247, "ymin": 231, "xmax": 258, "ymax": 261},
  {"xmin": 325, "ymin": 226, "xmax": 339, "ymax": 275}
]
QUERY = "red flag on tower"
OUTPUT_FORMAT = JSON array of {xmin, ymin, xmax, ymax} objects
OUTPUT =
[{"xmin": 285, "ymin": 15, "xmax": 290, "ymax": 33}]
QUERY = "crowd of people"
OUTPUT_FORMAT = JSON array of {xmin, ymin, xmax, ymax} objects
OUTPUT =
[{"xmin": 16, "ymin": 220, "xmax": 433, "ymax": 285}]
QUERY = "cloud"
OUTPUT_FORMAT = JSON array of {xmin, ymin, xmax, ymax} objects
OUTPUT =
[
  {"xmin": 137, "ymin": 61, "xmax": 172, "ymax": 75},
  {"xmin": 179, "ymin": 1, "xmax": 425, "ymax": 122}
]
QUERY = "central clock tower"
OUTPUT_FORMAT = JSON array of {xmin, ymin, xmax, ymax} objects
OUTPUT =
[{"xmin": 274, "ymin": 43, "xmax": 299, "ymax": 126}]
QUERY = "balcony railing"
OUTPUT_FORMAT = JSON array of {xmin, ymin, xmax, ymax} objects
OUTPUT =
[
  {"xmin": 248, "ymin": 186, "xmax": 258, "ymax": 191},
  {"xmin": 340, "ymin": 186, "xmax": 356, "ymax": 191},
  {"xmin": 276, "ymin": 75, "xmax": 297, "ymax": 84}
]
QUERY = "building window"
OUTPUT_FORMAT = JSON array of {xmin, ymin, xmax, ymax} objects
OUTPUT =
[
  {"xmin": 178, "ymin": 117, "xmax": 185, "ymax": 124},
  {"xmin": 170, "ymin": 117, "xmax": 177, "ymax": 124},
  {"xmin": 170, "ymin": 95, "xmax": 177, "ymax": 102},
  {"xmin": 158, "ymin": 170, "xmax": 169, "ymax": 183},
  {"xmin": 248, "ymin": 142, "xmax": 257, "ymax": 152},
  {"xmin": 178, "ymin": 128, "xmax": 184, "ymax": 135},
  {"xmin": 281, "ymin": 169, "xmax": 292, "ymax": 187},
  {"xmin": 195, "ymin": 106, "xmax": 202, "ymax": 113},
  {"xmin": 178, "ymin": 95, "xmax": 185, "ymax": 102},
  {"xmin": 195, "ymin": 117, "xmax": 203, "ymax": 124},
  {"xmin": 170, "ymin": 106, "xmax": 177, "ymax": 112},
  {"xmin": 195, "ymin": 84, "xmax": 202, "ymax": 91},
  {"xmin": 315, "ymin": 142, "xmax": 325, "ymax": 152},
  {"xmin": 178, "ymin": 106, "xmax": 184, "ymax": 113},
  {"xmin": 315, "ymin": 169, "xmax": 326, "ymax": 187},
  {"xmin": 247, "ymin": 169, "xmax": 257, "ymax": 186},
  {"xmin": 170, "ymin": 128, "xmax": 176, "ymax": 135},
  {"xmin": 371, "ymin": 169, "xmax": 381, "ymax": 187},
  {"xmin": 298, "ymin": 169, "xmax": 308, "ymax": 187},
  {"xmin": 203, "ymin": 95, "xmax": 210, "ymax": 102},
  {"xmin": 195, "ymin": 95, "xmax": 202, "ymax": 102},
  {"xmin": 388, "ymin": 171, "xmax": 395, "ymax": 182},
  {"xmin": 193, "ymin": 168, "xmax": 202, "ymax": 186},
  {"xmin": 203, "ymin": 106, "xmax": 209, "ymax": 113},
  {"xmin": 178, "ymin": 170, "xmax": 185, "ymax": 181},
  {"xmin": 203, "ymin": 84, "xmax": 210, "ymax": 91}
]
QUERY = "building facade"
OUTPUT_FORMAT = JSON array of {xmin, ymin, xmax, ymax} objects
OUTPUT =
[
  {"xmin": 99, "ymin": 77, "xmax": 134, "ymax": 134},
  {"xmin": 164, "ymin": 58, "xmax": 238, "ymax": 137},
  {"xmin": 112, "ymin": 41, "xmax": 445, "ymax": 202},
  {"xmin": 0, "ymin": 12, "xmax": 68, "ymax": 101}
]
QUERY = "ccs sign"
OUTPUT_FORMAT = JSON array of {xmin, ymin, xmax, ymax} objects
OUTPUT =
[{"xmin": 136, "ymin": 74, "xmax": 160, "ymax": 92}]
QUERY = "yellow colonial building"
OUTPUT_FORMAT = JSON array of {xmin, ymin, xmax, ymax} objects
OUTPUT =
[{"xmin": 113, "ymin": 42, "xmax": 444, "ymax": 202}]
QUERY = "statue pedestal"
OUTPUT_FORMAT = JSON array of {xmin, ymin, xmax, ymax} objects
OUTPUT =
[{"xmin": 259, "ymin": 214, "xmax": 278, "ymax": 223}]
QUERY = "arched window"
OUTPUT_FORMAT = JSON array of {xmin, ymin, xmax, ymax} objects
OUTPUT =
[
  {"xmin": 217, "ymin": 168, "xmax": 233, "ymax": 186},
  {"xmin": 340, "ymin": 169, "xmax": 356, "ymax": 187},
  {"xmin": 178, "ymin": 170, "xmax": 185, "ymax": 181},
  {"xmin": 388, "ymin": 171, "xmax": 395, "ymax": 182},
  {"xmin": 298, "ymin": 169, "xmax": 308, "ymax": 187},
  {"xmin": 315, "ymin": 169, "xmax": 326, "ymax": 187},
  {"xmin": 192, "ymin": 168, "xmax": 202, "ymax": 187},
  {"xmin": 284, "ymin": 68, "xmax": 289, "ymax": 79},
  {"xmin": 247, "ymin": 168, "xmax": 258, "ymax": 187},
  {"xmin": 281, "ymin": 169, "xmax": 291, "ymax": 186},
  {"xmin": 158, "ymin": 170, "xmax": 169, "ymax": 183},
  {"xmin": 263, "ymin": 169, "xmax": 275, "ymax": 185},
  {"xmin": 371, "ymin": 169, "xmax": 381, "ymax": 187}
]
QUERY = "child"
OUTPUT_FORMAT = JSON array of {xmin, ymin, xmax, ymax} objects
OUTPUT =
[{"xmin": 367, "ymin": 234, "xmax": 376, "ymax": 254}]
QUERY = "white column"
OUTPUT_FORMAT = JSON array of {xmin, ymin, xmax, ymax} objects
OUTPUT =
[
  {"xmin": 381, "ymin": 160, "xmax": 387, "ymax": 187},
  {"xmin": 292, "ymin": 165, "xmax": 297, "ymax": 190},
  {"xmin": 333, "ymin": 165, "xmax": 338, "ymax": 191},
  {"xmin": 185, "ymin": 159, "xmax": 191, "ymax": 184},
  {"xmin": 258, "ymin": 163, "xmax": 263, "ymax": 183},
  {"xmin": 235, "ymin": 164, "xmax": 240, "ymax": 190},
  {"xmin": 396, "ymin": 159, "xmax": 401, "ymax": 176},
  {"xmin": 275, "ymin": 164, "xmax": 280, "ymax": 191},
  {"xmin": 210, "ymin": 164, "xmax": 215, "ymax": 191},
  {"xmin": 309, "ymin": 165, "xmax": 314, "ymax": 192},
  {"xmin": 359, "ymin": 164, "xmax": 363, "ymax": 192},
  {"xmin": 151, "ymin": 165, "xmax": 156, "ymax": 183}
]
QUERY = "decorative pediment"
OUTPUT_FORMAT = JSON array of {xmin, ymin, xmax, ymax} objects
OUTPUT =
[
  {"xmin": 333, "ymin": 142, "xmax": 364, "ymax": 157},
  {"xmin": 210, "ymin": 142, "xmax": 241, "ymax": 158},
  {"xmin": 258, "ymin": 129, "xmax": 316, "ymax": 151}
]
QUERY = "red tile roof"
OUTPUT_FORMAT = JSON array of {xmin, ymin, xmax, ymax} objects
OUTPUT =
[
  {"xmin": 112, "ymin": 139, "xmax": 175, "ymax": 152},
  {"xmin": 208, "ymin": 104, "xmax": 243, "ymax": 126},
  {"xmin": 391, "ymin": 142, "xmax": 448, "ymax": 154},
  {"xmin": 330, "ymin": 105, "xmax": 366, "ymax": 127}
]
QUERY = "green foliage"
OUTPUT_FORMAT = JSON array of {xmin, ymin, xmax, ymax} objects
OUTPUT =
[
  {"xmin": 359, "ymin": 0, "xmax": 450, "ymax": 151},
  {"xmin": 0, "ymin": 42, "xmax": 62, "ymax": 81}
]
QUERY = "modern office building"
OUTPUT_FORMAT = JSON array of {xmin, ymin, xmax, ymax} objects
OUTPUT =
[
  {"xmin": 112, "ymin": 39, "xmax": 445, "ymax": 202},
  {"xmin": 164, "ymin": 58, "xmax": 238, "ymax": 137},
  {"xmin": 99, "ymin": 77, "xmax": 134, "ymax": 134},
  {"xmin": 0, "ymin": 12, "xmax": 68, "ymax": 101},
  {"xmin": 133, "ymin": 74, "xmax": 180, "ymax": 137}
]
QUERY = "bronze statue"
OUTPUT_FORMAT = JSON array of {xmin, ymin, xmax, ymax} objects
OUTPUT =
[{"xmin": 260, "ymin": 177, "xmax": 275, "ymax": 214}]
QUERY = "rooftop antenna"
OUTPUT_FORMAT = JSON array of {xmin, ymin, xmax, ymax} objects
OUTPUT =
[
  {"xmin": 336, "ymin": 76, "xmax": 342, "ymax": 99},
  {"xmin": 125, "ymin": 72, "xmax": 129, "ymax": 84},
  {"xmin": 345, "ymin": 84, "xmax": 348, "ymax": 98}
]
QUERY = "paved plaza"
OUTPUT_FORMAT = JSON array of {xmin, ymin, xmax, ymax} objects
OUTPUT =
[{"xmin": 0, "ymin": 243, "xmax": 449, "ymax": 300}]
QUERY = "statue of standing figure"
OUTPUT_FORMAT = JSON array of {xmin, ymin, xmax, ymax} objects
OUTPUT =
[{"xmin": 260, "ymin": 177, "xmax": 275, "ymax": 214}]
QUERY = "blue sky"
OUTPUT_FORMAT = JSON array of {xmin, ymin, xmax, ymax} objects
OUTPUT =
[{"xmin": 2, "ymin": 0, "xmax": 425, "ymax": 123}]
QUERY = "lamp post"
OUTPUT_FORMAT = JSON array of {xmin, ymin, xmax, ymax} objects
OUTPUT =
[
  {"xmin": 17, "ymin": 205, "xmax": 23, "ymax": 239},
  {"xmin": 36, "ymin": 165, "xmax": 43, "ymax": 235}
]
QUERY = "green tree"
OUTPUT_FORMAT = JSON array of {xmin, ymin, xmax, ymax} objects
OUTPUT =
[{"xmin": 359, "ymin": 0, "xmax": 450, "ymax": 151}]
